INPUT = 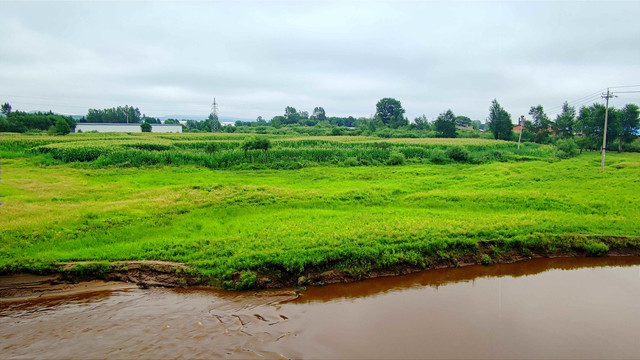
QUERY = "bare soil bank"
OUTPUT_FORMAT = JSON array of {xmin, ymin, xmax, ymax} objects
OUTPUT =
[{"xmin": 3, "ymin": 244, "xmax": 640, "ymax": 299}]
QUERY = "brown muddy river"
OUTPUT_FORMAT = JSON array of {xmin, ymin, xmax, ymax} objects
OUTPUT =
[{"xmin": 2, "ymin": 257, "xmax": 640, "ymax": 359}]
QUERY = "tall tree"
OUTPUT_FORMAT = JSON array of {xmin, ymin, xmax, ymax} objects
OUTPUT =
[
  {"xmin": 433, "ymin": 110, "xmax": 457, "ymax": 138},
  {"xmin": 526, "ymin": 105, "xmax": 552, "ymax": 143},
  {"xmin": 1, "ymin": 102, "xmax": 11, "ymax": 114},
  {"xmin": 455, "ymin": 115, "xmax": 472, "ymax": 127},
  {"xmin": 283, "ymin": 106, "xmax": 299, "ymax": 124},
  {"xmin": 413, "ymin": 115, "xmax": 429, "ymax": 130},
  {"xmin": 311, "ymin": 107, "xmax": 326, "ymax": 122},
  {"xmin": 86, "ymin": 105, "xmax": 141, "ymax": 123},
  {"xmin": 375, "ymin": 98, "xmax": 407, "ymax": 129},
  {"xmin": 55, "ymin": 118, "xmax": 71, "ymax": 135},
  {"xmin": 617, "ymin": 104, "xmax": 640, "ymax": 152},
  {"xmin": 553, "ymin": 101, "xmax": 576, "ymax": 139},
  {"xmin": 576, "ymin": 103, "xmax": 618, "ymax": 150},
  {"xmin": 487, "ymin": 99, "xmax": 513, "ymax": 140}
]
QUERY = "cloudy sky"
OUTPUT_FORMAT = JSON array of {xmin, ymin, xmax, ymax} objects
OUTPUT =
[{"xmin": 1, "ymin": 1, "xmax": 639, "ymax": 122}]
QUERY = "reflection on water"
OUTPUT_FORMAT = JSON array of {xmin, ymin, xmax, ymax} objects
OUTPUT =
[{"xmin": 2, "ymin": 257, "xmax": 640, "ymax": 359}]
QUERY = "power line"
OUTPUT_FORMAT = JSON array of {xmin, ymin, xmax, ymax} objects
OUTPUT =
[{"xmin": 609, "ymin": 84, "xmax": 640, "ymax": 89}]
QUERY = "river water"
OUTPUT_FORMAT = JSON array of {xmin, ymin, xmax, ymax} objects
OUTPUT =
[{"xmin": 2, "ymin": 257, "xmax": 640, "ymax": 359}]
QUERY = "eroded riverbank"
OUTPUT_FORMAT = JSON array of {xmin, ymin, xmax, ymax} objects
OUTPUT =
[{"xmin": 2, "ymin": 257, "xmax": 640, "ymax": 359}]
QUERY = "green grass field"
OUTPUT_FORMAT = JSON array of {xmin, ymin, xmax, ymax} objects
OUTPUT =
[{"xmin": 1, "ymin": 133, "xmax": 639, "ymax": 288}]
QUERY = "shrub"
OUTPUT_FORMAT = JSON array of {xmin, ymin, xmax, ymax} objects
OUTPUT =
[
  {"xmin": 584, "ymin": 242, "xmax": 609, "ymax": 257},
  {"xmin": 555, "ymin": 138, "xmax": 579, "ymax": 159},
  {"xmin": 429, "ymin": 148, "xmax": 448, "ymax": 163},
  {"xmin": 242, "ymin": 137, "xmax": 271, "ymax": 154},
  {"xmin": 140, "ymin": 122, "xmax": 152, "ymax": 132},
  {"xmin": 446, "ymin": 145, "xmax": 470, "ymax": 162},
  {"xmin": 345, "ymin": 157, "xmax": 359, "ymax": 167},
  {"xmin": 481, "ymin": 255, "xmax": 493, "ymax": 266},
  {"xmin": 387, "ymin": 151, "xmax": 405, "ymax": 165}
]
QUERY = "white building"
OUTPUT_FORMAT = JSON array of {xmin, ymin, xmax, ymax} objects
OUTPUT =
[
  {"xmin": 150, "ymin": 124, "xmax": 182, "ymax": 133},
  {"xmin": 74, "ymin": 123, "xmax": 182, "ymax": 133},
  {"xmin": 75, "ymin": 123, "xmax": 141, "ymax": 133}
]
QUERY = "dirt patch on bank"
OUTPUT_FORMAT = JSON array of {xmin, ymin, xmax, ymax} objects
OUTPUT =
[
  {"xmin": 0, "ymin": 273, "xmax": 138, "ymax": 302},
  {"xmin": 0, "ymin": 261, "xmax": 202, "ymax": 301},
  {"xmin": 3, "ymin": 245, "xmax": 640, "ymax": 297}
]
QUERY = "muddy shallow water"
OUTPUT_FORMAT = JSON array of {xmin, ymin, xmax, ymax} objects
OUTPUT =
[{"xmin": 2, "ymin": 257, "xmax": 640, "ymax": 359}]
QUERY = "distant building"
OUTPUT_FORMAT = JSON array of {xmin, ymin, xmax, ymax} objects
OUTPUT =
[
  {"xmin": 75, "ymin": 123, "xmax": 141, "ymax": 133},
  {"xmin": 74, "ymin": 123, "xmax": 182, "ymax": 133}
]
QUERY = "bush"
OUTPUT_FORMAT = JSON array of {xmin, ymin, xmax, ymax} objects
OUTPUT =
[
  {"xmin": 555, "ymin": 138, "xmax": 578, "ymax": 159},
  {"xmin": 140, "ymin": 122, "xmax": 152, "ymax": 132},
  {"xmin": 584, "ymin": 242, "xmax": 609, "ymax": 257},
  {"xmin": 481, "ymin": 255, "xmax": 493, "ymax": 266},
  {"xmin": 387, "ymin": 151, "xmax": 405, "ymax": 165},
  {"xmin": 429, "ymin": 148, "xmax": 448, "ymax": 163},
  {"xmin": 242, "ymin": 137, "xmax": 271, "ymax": 153},
  {"xmin": 446, "ymin": 145, "xmax": 470, "ymax": 162},
  {"xmin": 345, "ymin": 157, "xmax": 359, "ymax": 167}
]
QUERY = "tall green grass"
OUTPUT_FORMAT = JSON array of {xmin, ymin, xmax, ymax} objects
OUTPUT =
[{"xmin": 13, "ymin": 133, "xmax": 557, "ymax": 169}]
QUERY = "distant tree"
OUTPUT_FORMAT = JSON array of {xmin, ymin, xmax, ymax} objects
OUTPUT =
[
  {"xmin": 526, "ymin": 105, "xmax": 552, "ymax": 143},
  {"xmin": 164, "ymin": 119, "xmax": 180, "ymax": 125},
  {"xmin": 616, "ymin": 104, "xmax": 640, "ymax": 152},
  {"xmin": 297, "ymin": 110, "xmax": 309, "ymax": 120},
  {"xmin": 142, "ymin": 116, "xmax": 160, "ymax": 124},
  {"xmin": 433, "ymin": 110, "xmax": 457, "ymax": 138},
  {"xmin": 256, "ymin": 116, "xmax": 267, "ymax": 126},
  {"xmin": 455, "ymin": 115, "xmax": 472, "ymax": 127},
  {"xmin": 375, "ymin": 98, "xmax": 407, "ymax": 129},
  {"xmin": 487, "ymin": 99, "xmax": 513, "ymax": 140},
  {"xmin": 55, "ymin": 118, "xmax": 71, "ymax": 135},
  {"xmin": 576, "ymin": 103, "xmax": 618, "ymax": 150},
  {"xmin": 312, "ymin": 107, "xmax": 326, "ymax": 122},
  {"xmin": 1, "ymin": 102, "xmax": 11, "ymax": 114},
  {"xmin": 140, "ymin": 122, "xmax": 151, "ymax": 132},
  {"xmin": 270, "ymin": 116, "xmax": 283, "ymax": 129},
  {"xmin": 471, "ymin": 120, "xmax": 482, "ymax": 130},
  {"xmin": 86, "ymin": 105, "xmax": 141, "ymax": 123},
  {"xmin": 413, "ymin": 115, "xmax": 429, "ymax": 130},
  {"xmin": 284, "ymin": 106, "xmax": 299, "ymax": 124},
  {"xmin": 553, "ymin": 101, "xmax": 576, "ymax": 139}
]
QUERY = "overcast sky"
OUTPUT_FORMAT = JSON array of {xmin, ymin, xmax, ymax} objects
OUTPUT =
[{"xmin": 1, "ymin": 1, "xmax": 639, "ymax": 122}]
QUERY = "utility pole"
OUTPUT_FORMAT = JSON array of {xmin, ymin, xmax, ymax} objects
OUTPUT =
[
  {"xmin": 517, "ymin": 115, "xmax": 524, "ymax": 150},
  {"xmin": 600, "ymin": 88, "xmax": 616, "ymax": 172}
]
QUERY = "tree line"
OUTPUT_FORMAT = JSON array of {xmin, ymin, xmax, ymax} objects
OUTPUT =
[{"xmin": 1, "ymin": 98, "xmax": 638, "ymax": 151}]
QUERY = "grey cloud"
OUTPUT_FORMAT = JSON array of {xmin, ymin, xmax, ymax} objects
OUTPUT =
[{"xmin": 0, "ymin": 1, "xmax": 638, "ymax": 121}]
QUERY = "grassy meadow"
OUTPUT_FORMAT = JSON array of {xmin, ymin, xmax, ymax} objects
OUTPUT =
[{"xmin": 1, "ymin": 132, "xmax": 639, "ymax": 288}]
